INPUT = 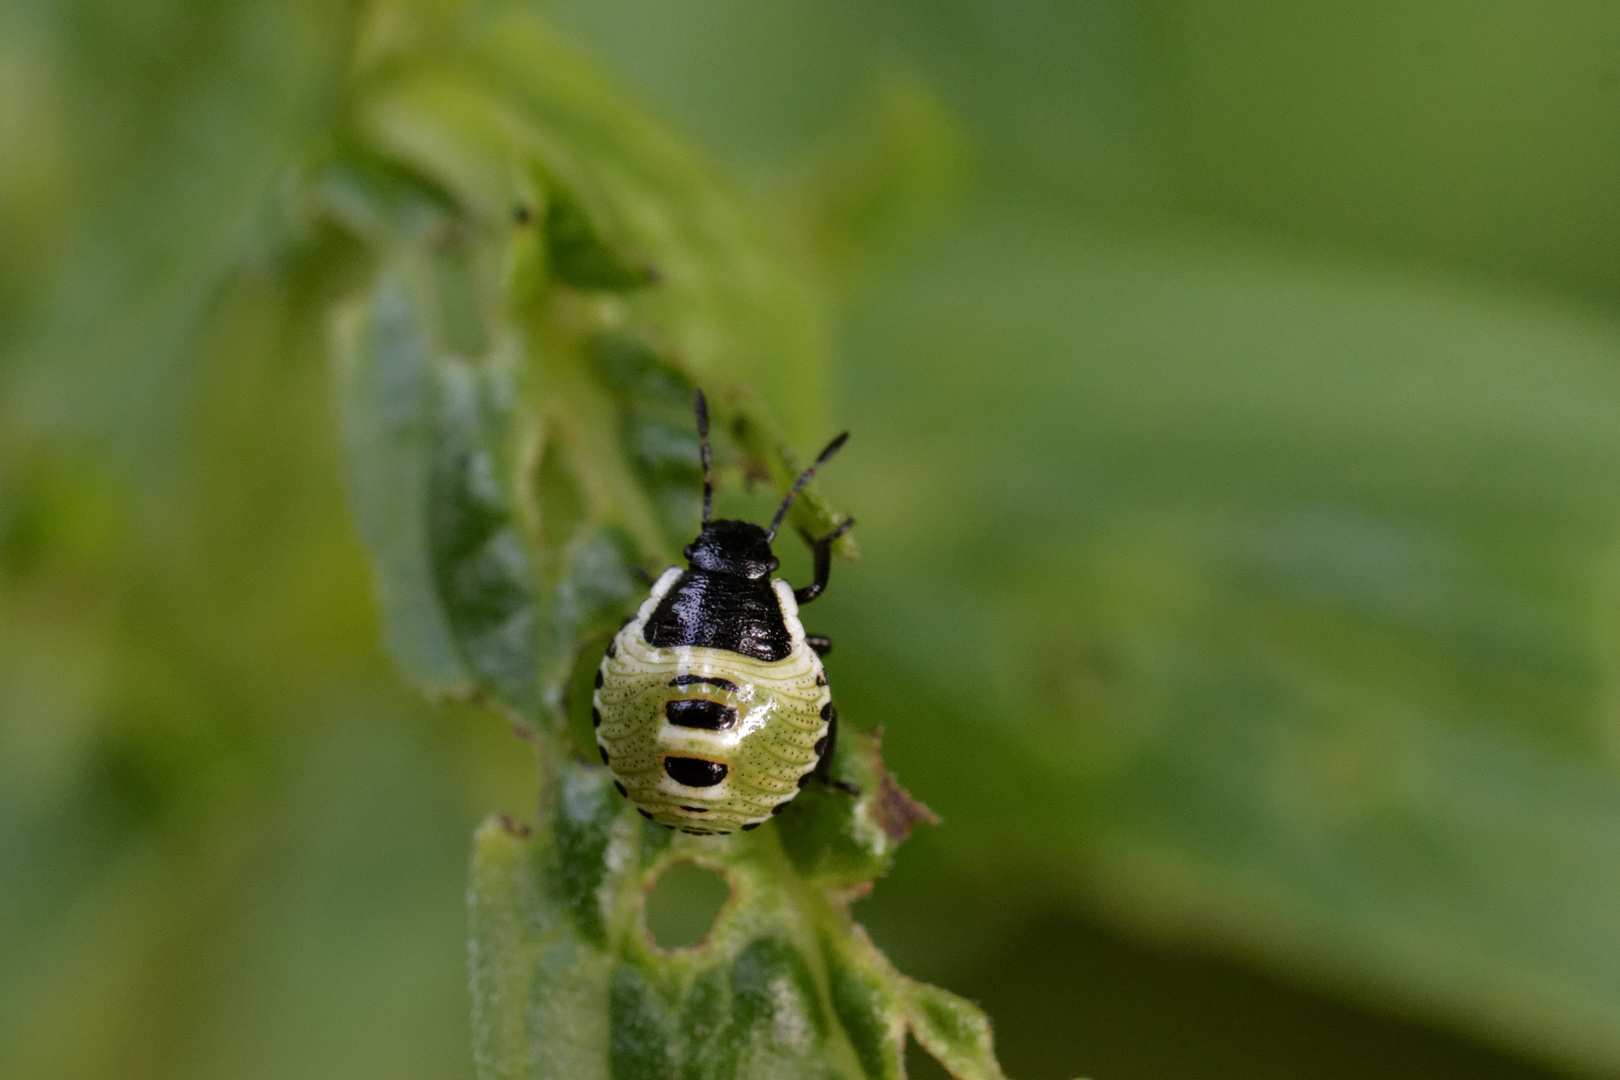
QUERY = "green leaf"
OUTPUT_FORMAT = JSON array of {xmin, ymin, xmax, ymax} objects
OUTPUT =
[
  {"xmin": 464, "ymin": 10, "xmax": 831, "ymax": 447},
  {"xmin": 776, "ymin": 730, "xmax": 937, "ymax": 890},
  {"xmin": 333, "ymin": 254, "xmax": 539, "ymax": 719},
  {"xmin": 469, "ymin": 737, "xmax": 999, "ymax": 1080},
  {"xmin": 333, "ymin": 264, "xmax": 470, "ymax": 698},
  {"xmin": 427, "ymin": 352, "xmax": 538, "ymax": 713},
  {"xmin": 544, "ymin": 187, "xmax": 659, "ymax": 291},
  {"xmin": 903, "ymin": 981, "xmax": 1007, "ymax": 1080}
]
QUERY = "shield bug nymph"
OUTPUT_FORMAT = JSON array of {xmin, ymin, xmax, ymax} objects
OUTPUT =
[{"xmin": 593, "ymin": 390, "xmax": 857, "ymax": 835}]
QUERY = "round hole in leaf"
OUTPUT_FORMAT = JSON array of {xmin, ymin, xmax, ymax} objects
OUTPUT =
[{"xmin": 644, "ymin": 861, "xmax": 731, "ymax": 950}]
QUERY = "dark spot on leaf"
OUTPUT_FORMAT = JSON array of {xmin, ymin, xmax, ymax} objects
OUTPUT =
[{"xmin": 495, "ymin": 812, "xmax": 531, "ymax": 837}]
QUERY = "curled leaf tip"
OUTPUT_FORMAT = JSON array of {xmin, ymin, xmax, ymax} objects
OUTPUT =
[{"xmin": 875, "ymin": 768, "xmax": 940, "ymax": 845}]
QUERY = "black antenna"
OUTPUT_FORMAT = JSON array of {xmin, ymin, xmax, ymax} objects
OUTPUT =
[
  {"xmin": 695, "ymin": 389, "xmax": 713, "ymax": 524},
  {"xmin": 766, "ymin": 431, "xmax": 848, "ymax": 541}
]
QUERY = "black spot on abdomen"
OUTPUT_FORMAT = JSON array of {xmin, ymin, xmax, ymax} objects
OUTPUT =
[
  {"xmin": 670, "ymin": 674, "xmax": 739, "ymax": 692},
  {"xmin": 664, "ymin": 757, "xmax": 728, "ymax": 787},
  {"xmin": 665, "ymin": 698, "xmax": 738, "ymax": 731}
]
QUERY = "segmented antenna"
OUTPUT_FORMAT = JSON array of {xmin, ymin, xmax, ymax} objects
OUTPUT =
[
  {"xmin": 766, "ymin": 431, "xmax": 849, "ymax": 541},
  {"xmin": 695, "ymin": 389, "xmax": 713, "ymax": 524}
]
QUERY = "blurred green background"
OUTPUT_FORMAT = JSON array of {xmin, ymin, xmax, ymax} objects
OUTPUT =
[{"xmin": 6, "ymin": 1, "xmax": 1620, "ymax": 1078}]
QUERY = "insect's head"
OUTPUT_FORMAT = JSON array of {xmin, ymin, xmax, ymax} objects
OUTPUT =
[
  {"xmin": 683, "ymin": 519, "xmax": 779, "ymax": 579},
  {"xmin": 688, "ymin": 388, "xmax": 848, "ymax": 580}
]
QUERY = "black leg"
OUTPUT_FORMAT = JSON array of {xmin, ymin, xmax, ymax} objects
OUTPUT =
[
  {"xmin": 806, "ymin": 635, "xmax": 832, "ymax": 656},
  {"xmin": 814, "ymin": 704, "xmax": 860, "ymax": 796},
  {"xmin": 794, "ymin": 518, "xmax": 855, "ymax": 605}
]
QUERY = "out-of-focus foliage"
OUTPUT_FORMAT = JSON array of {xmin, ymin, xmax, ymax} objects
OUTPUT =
[{"xmin": 5, "ymin": 1, "xmax": 1620, "ymax": 1079}]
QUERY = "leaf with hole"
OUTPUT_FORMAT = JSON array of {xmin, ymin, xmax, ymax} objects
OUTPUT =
[{"xmin": 471, "ymin": 733, "xmax": 1002, "ymax": 1080}]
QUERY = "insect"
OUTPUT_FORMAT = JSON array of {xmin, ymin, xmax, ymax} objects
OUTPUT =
[{"xmin": 593, "ymin": 389, "xmax": 857, "ymax": 835}]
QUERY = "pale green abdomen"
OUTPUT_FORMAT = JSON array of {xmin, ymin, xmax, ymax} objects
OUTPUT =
[{"xmin": 594, "ymin": 572, "xmax": 830, "ymax": 834}]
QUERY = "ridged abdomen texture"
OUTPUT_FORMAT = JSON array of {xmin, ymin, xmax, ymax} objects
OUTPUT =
[{"xmin": 595, "ymin": 570, "xmax": 829, "ymax": 834}]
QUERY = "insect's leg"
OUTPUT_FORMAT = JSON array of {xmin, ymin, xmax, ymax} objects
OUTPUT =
[
  {"xmin": 793, "ymin": 518, "xmax": 856, "ymax": 605},
  {"xmin": 806, "ymin": 635, "xmax": 832, "ymax": 656},
  {"xmin": 815, "ymin": 704, "xmax": 860, "ymax": 796}
]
